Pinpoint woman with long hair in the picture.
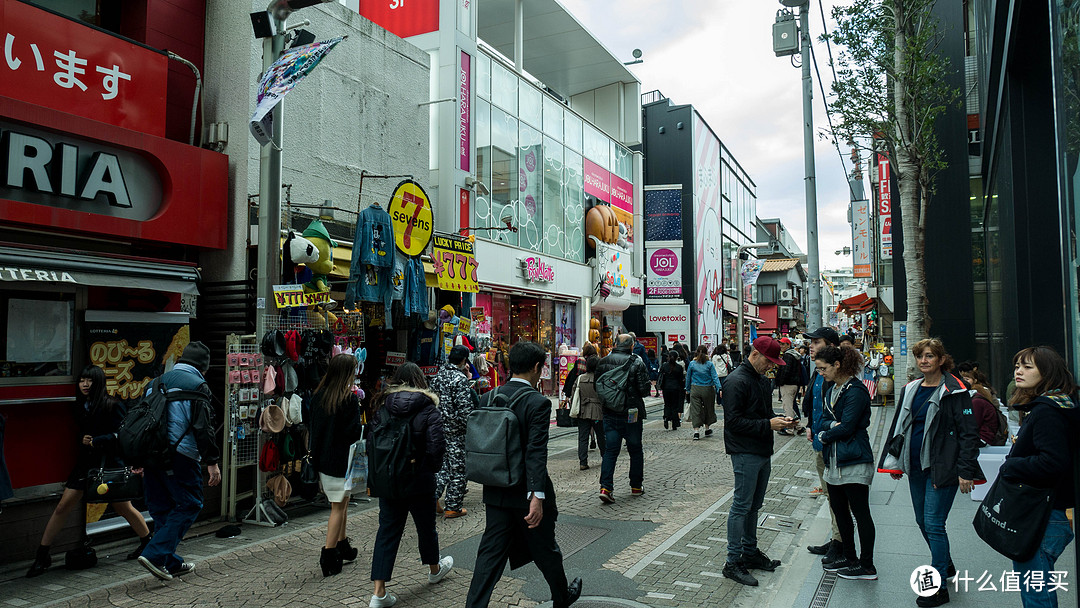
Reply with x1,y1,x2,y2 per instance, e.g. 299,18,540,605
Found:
813,346,877,580
366,361,451,607
656,351,686,430
308,354,366,577
996,346,1078,608
571,355,606,469
711,344,734,380
879,338,981,608
685,344,722,440
26,365,152,578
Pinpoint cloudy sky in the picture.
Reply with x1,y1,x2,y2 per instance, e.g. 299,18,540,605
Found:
561,0,858,272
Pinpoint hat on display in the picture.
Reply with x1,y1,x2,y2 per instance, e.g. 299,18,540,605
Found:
287,393,303,426
261,330,286,357
266,474,292,507
752,336,786,366
260,403,286,434
802,326,841,346
263,366,277,394
281,361,299,393
178,341,211,374
301,219,338,247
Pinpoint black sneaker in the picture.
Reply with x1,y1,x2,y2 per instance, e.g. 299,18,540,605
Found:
169,562,196,576
822,540,844,563
822,557,857,572
721,561,758,587
704,428,713,436
807,539,833,555
946,561,957,581
916,587,950,607
742,550,780,572
836,563,877,580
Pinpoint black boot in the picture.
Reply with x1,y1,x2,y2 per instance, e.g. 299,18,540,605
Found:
319,547,342,577
25,545,51,578
127,534,152,561
337,537,358,563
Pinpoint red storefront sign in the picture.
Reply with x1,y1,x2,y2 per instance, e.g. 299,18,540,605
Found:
360,0,440,38
0,0,167,136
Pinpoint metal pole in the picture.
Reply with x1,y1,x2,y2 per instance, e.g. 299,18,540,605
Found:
736,242,772,357
256,25,286,341
799,3,822,331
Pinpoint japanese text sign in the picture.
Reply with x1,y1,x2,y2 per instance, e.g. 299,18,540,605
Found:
432,234,479,292
87,319,189,400
459,50,470,171
851,198,873,277
272,284,331,308
877,154,893,260
359,0,439,38
1,0,168,136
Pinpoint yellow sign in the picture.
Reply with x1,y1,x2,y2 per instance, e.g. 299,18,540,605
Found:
458,317,471,334
273,284,331,308
432,234,479,292
388,179,434,256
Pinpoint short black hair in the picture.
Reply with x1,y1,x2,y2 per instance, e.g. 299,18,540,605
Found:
448,345,471,365
508,340,546,374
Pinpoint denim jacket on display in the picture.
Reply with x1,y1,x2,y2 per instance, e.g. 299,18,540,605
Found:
345,204,395,311
403,255,428,317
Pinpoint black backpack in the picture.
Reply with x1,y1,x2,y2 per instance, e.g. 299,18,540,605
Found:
988,404,1010,446
464,387,531,488
367,409,421,499
116,377,210,469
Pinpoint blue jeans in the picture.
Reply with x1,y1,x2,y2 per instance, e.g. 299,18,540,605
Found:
727,452,771,563
599,414,643,491
1014,510,1074,608
140,454,204,572
907,467,958,578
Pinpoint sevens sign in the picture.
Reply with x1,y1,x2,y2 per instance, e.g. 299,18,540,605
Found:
398,190,426,251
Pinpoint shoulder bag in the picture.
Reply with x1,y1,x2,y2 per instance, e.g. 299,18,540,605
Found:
972,475,1055,562
86,455,143,504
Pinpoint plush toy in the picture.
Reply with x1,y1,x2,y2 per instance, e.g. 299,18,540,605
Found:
298,220,339,326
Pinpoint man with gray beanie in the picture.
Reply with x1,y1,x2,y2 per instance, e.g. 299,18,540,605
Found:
136,341,220,581
430,344,478,518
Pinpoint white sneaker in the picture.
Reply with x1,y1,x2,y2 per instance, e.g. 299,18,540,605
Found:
427,555,454,583
369,591,397,608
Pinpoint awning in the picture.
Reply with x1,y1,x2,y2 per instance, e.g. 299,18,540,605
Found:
836,293,876,314
760,258,800,272
743,314,765,324
0,244,200,295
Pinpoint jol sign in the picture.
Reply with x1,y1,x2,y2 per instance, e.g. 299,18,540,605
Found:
388,179,434,256
432,234,479,292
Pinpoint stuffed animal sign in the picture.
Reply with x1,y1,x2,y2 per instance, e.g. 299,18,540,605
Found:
298,220,338,324
585,204,619,248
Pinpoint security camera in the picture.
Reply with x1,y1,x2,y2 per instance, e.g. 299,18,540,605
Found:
465,176,490,196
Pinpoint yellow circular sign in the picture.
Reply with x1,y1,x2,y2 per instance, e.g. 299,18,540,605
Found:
388,179,434,256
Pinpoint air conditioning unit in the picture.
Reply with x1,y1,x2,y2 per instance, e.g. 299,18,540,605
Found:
779,288,794,302
778,306,794,320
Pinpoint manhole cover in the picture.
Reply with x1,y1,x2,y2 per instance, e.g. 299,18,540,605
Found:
536,598,653,608
758,513,800,532
555,522,609,558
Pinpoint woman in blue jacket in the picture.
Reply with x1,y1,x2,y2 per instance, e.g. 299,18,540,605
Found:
814,345,876,581
685,344,722,440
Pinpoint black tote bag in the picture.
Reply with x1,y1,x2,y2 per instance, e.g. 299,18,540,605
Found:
972,475,1055,562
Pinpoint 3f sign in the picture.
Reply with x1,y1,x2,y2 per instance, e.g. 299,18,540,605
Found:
389,0,404,8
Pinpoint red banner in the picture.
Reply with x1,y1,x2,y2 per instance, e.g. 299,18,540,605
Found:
0,0,167,136
360,0,440,38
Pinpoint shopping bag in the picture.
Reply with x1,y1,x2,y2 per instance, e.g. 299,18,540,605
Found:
556,407,573,428
569,387,581,418
343,439,367,491
972,475,1055,561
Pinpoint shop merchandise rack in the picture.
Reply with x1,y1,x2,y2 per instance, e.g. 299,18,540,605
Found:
221,334,262,522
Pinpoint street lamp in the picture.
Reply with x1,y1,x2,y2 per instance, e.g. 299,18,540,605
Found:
835,247,852,256
735,241,773,357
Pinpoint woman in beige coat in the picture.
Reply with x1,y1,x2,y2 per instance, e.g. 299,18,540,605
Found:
572,355,606,470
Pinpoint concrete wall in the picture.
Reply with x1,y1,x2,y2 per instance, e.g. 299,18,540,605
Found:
200,2,430,282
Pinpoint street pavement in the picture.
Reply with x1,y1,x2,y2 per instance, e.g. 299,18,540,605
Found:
0,394,1073,607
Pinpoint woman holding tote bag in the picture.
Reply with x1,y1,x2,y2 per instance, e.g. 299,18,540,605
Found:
571,355,605,470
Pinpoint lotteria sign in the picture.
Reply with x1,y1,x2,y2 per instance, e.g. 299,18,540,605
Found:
645,304,691,335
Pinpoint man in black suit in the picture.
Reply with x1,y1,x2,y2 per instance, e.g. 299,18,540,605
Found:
465,341,582,608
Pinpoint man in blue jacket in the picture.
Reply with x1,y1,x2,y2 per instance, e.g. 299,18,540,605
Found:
136,341,221,581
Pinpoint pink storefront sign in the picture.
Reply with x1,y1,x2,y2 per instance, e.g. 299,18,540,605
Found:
609,173,633,214
583,159,611,202
459,50,471,171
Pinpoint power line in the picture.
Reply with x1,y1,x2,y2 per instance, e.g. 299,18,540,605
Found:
806,6,858,201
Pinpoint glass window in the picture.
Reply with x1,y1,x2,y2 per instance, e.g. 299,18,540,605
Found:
543,96,563,139
1,291,74,378
519,81,542,128
611,142,632,181
542,137,565,257
491,61,518,114
582,122,608,168
518,122,544,251
475,99,492,231
477,53,491,100
563,150,584,262
564,112,583,153
490,105,519,246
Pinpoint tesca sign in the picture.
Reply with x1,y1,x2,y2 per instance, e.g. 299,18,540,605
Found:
0,0,167,136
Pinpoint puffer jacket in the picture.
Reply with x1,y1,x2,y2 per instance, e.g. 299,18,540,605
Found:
878,373,983,488
721,361,774,456
595,346,651,418
371,385,446,495
819,377,873,469
1000,393,1080,511
573,372,604,421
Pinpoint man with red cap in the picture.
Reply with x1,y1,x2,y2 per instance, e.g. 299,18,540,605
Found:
720,337,797,587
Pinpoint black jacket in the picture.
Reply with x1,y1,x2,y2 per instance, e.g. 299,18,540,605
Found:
657,362,686,392
595,346,651,418
371,385,446,495
776,351,803,386
479,380,557,514
819,377,873,468
78,398,125,466
308,392,365,478
999,395,1080,511
721,361,775,455
878,373,983,488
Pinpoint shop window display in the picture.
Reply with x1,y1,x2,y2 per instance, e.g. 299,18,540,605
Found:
518,122,544,251
0,291,74,378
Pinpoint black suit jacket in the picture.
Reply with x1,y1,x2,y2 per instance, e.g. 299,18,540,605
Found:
479,380,558,514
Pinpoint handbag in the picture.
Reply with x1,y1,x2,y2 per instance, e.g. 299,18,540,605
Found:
555,407,573,427
972,475,1055,561
86,456,142,504
569,386,581,418
343,437,367,492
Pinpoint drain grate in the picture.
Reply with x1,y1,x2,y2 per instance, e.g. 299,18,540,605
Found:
758,513,800,532
810,571,838,608
555,523,609,558
538,598,653,608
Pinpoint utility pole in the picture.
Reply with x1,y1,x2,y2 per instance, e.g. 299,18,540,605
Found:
797,1,822,332
255,19,285,343
736,241,774,357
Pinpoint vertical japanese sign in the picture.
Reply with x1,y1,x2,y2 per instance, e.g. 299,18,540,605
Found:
459,50,471,171
877,154,893,260
86,320,190,400
692,114,724,341
0,0,168,135
851,198,873,277
432,234,479,292
250,37,345,146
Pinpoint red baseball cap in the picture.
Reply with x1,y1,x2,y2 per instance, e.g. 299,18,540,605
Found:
753,336,786,365
779,337,792,345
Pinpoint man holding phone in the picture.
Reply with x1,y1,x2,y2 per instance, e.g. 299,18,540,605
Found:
721,336,796,587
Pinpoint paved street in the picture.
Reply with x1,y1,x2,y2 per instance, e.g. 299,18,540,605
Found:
1,396,1072,608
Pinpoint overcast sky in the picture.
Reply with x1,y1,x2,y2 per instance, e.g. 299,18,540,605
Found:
561,0,858,272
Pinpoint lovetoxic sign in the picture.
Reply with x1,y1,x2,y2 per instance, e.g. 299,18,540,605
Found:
645,304,691,335
520,256,555,283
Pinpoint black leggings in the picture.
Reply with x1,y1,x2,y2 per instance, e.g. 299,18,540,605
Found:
827,482,875,566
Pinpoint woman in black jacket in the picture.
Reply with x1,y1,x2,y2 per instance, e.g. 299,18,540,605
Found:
656,352,686,430
308,354,365,577
368,362,450,608
814,346,876,580
26,365,152,578
998,346,1078,608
